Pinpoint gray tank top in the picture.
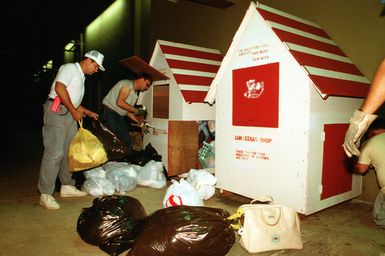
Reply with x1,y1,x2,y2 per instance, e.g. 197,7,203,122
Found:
102,79,138,116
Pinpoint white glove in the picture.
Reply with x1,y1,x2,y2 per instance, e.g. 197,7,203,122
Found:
343,109,377,157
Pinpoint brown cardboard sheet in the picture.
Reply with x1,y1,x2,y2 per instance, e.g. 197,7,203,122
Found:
119,56,169,81
168,121,198,176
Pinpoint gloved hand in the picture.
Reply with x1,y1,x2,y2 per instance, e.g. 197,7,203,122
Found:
143,123,150,134
140,122,153,134
135,107,147,116
343,109,377,157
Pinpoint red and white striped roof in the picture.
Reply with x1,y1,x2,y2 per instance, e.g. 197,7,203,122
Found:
157,40,223,103
257,4,370,99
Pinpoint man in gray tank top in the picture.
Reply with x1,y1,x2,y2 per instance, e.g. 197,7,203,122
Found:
101,73,152,153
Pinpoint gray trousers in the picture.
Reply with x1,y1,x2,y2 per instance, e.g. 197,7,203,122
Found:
373,191,385,227
38,100,77,194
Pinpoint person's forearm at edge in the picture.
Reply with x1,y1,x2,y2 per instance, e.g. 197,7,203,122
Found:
360,58,385,114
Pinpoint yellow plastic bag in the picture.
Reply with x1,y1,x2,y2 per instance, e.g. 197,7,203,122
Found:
68,119,108,172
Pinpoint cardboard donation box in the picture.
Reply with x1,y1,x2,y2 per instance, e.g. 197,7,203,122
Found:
141,40,223,176
204,2,370,215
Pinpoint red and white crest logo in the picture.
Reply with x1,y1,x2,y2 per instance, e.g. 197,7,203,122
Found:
244,79,264,99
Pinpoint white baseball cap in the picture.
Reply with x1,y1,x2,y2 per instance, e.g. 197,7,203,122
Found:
84,50,105,71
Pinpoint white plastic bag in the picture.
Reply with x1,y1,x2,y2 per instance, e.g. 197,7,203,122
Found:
163,179,204,208
120,164,140,180
84,166,106,179
82,177,115,197
186,169,217,200
137,160,166,189
104,161,138,179
105,168,137,194
104,161,129,171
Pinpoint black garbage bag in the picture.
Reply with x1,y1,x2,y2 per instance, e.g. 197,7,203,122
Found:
126,205,235,256
77,195,147,256
86,118,130,161
126,143,170,180
127,143,162,166
143,143,162,162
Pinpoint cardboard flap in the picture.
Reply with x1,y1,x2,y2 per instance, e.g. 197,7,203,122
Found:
119,56,169,81
168,121,198,176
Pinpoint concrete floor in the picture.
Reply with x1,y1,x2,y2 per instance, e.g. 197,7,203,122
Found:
1,123,385,256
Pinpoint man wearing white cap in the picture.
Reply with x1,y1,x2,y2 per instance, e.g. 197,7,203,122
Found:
38,50,105,210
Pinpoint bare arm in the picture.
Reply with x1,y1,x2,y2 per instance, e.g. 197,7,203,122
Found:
77,105,99,120
127,112,139,124
116,86,140,124
116,86,137,114
360,58,385,114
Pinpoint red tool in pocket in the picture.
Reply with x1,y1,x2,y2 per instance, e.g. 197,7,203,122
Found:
51,96,61,112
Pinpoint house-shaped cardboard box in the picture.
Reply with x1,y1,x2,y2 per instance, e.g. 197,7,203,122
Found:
204,2,370,215
141,40,223,176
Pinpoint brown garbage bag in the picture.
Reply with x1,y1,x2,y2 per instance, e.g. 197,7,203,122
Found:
126,205,235,256
68,120,108,172
77,195,147,256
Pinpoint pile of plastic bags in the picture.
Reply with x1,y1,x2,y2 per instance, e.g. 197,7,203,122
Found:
82,160,166,196
162,168,217,207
